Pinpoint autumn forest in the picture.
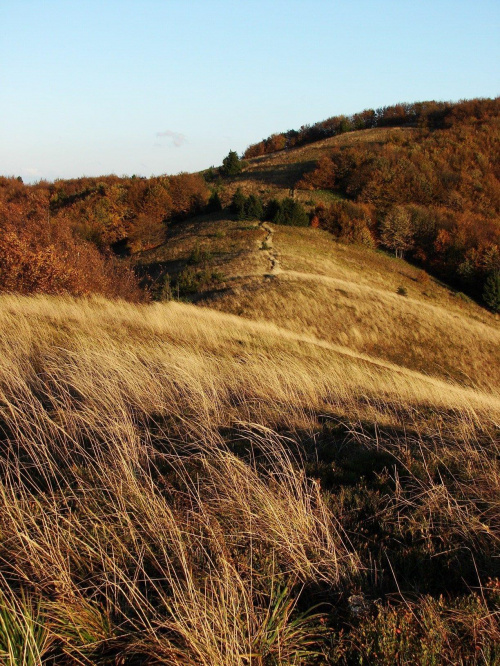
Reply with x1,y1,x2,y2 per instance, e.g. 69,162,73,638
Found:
1,96,499,310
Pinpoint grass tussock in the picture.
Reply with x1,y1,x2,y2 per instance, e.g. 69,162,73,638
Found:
0,294,498,664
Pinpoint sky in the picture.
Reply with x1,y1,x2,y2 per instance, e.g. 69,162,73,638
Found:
1,0,499,183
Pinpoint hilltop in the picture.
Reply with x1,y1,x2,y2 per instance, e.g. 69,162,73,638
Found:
1,96,499,308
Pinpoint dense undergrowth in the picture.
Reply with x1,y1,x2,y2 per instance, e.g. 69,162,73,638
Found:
0,295,498,664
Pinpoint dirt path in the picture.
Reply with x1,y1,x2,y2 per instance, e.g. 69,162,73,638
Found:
258,221,282,275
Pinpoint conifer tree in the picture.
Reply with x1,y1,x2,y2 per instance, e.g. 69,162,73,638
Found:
230,188,246,217
221,150,242,177
243,194,263,220
206,191,222,213
269,198,309,226
483,272,500,312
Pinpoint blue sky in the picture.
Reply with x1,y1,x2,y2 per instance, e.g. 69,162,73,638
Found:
1,0,499,182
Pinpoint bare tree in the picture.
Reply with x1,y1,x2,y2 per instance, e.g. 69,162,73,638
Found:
380,206,414,259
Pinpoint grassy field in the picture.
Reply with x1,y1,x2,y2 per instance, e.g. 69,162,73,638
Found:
135,216,500,391
1,124,499,664
0,294,498,664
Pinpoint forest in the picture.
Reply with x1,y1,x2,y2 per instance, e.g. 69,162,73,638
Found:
0,172,209,300
296,101,500,306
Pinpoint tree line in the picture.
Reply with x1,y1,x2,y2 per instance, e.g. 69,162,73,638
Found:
244,97,500,158
0,172,210,299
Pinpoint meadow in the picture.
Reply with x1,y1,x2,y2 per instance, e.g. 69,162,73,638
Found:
1,96,499,664
0,294,498,664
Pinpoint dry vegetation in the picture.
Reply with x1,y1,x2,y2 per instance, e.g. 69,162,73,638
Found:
1,97,499,663
141,216,499,391
0,294,498,664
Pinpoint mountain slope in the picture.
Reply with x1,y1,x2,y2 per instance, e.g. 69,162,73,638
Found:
1,97,499,664
135,214,500,390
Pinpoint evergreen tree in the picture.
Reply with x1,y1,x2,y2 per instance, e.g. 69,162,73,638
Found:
206,191,222,213
230,188,246,217
483,272,500,312
221,150,242,177
243,194,263,220
264,199,281,222
269,198,309,226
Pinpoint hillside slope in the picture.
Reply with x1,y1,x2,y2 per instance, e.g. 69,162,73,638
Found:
225,126,415,198
0,293,498,664
135,213,500,390
1,97,499,664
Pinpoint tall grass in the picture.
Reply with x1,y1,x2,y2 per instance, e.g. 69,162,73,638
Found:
0,294,498,663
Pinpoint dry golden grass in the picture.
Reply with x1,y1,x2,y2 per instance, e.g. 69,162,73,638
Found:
0,294,498,664
0,295,359,664
188,223,500,390
135,202,499,391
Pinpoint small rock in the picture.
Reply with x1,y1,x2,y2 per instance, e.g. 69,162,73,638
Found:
348,593,370,618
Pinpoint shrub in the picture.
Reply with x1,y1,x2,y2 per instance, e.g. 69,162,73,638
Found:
313,201,375,245
203,167,217,182
267,198,309,227
175,267,223,295
483,271,500,312
455,291,473,304
416,269,430,285
155,273,172,301
188,245,212,265
221,150,242,177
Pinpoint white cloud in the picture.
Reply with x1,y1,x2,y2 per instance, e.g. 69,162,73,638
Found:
155,130,187,147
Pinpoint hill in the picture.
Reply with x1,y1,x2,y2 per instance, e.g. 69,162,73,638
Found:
0,293,498,663
1,96,499,308
135,213,500,391
0,98,499,664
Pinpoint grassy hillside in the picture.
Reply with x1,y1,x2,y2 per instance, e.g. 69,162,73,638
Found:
0,98,499,663
2,97,498,306
135,215,500,391
0,294,499,664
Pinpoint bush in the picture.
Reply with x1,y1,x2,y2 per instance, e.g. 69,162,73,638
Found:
155,274,172,301
416,269,430,285
483,272,500,312
175,267,224,295
266,198,309,226
221,150,242,178
312,201,375,245
188,245,212,265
